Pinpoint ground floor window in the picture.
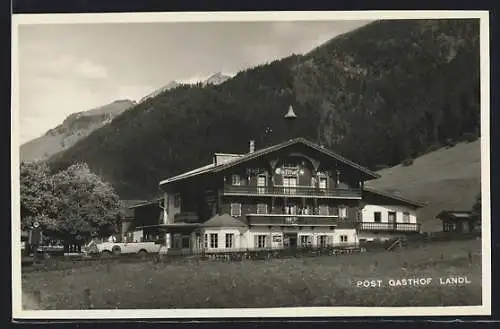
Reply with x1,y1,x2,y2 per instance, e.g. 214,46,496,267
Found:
403,212,410,223
300,235,313,247
204,234,208,248
225,233,234,248
317,235,328,248
255,235,267,248
210,233,218,248
340,235,348,243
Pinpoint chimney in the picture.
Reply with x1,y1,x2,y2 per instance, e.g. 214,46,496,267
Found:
249,140,255,153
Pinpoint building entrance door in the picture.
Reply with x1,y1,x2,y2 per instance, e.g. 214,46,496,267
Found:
284,232,298,248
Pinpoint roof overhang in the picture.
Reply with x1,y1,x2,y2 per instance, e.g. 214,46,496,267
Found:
158,137,381,188
213,138,381,180
128,197,163,209
362,187,427,208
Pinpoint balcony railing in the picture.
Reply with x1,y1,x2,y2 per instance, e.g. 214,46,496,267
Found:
223,185,361,198
357,222,421,233
246,215,421,232
246,214,356,228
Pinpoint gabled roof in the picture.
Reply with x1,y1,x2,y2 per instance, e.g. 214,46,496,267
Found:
362,187,427,208
160,137,380,186
128,197,163,209
201,214,247,228
436,210,474,220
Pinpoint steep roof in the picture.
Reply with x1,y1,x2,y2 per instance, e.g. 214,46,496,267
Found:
160,137,380,186
436,210,474,220
362,187,427,208
128,197,163,209
201,214,247,228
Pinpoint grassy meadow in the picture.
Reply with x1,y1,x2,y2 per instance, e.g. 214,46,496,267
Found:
367,140,481,232
21,239,482,310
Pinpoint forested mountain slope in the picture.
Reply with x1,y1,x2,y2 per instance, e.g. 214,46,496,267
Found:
48,19,480,199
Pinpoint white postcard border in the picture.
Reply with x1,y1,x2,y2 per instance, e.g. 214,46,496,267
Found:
11,10,491,319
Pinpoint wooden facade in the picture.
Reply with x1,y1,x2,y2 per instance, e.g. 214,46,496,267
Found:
161,139,374,229
126,138,427,251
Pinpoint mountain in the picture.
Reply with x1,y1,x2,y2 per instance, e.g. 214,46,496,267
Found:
20,99,136,162
366,139,481,232
48,19,480,201
138,73,231,104
138,81,180,104
202,73,231,86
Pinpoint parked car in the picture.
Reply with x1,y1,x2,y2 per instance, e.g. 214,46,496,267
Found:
84,238,165,258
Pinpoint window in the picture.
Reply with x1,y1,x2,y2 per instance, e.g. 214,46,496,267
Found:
356,210,363,221
230,203,242,217
300,235,312,247
319,177,327,189
257,203,268,214
340,235,348,243
283,176,297,194
204,234,208,248
403,212,410,223
257,175,266,194
388,211,397,223
318,235,328,248
256,235,267,249
374,212,382,223
225,233,234,248
319,205,329,216
338,206,347,219
174,194,181,208
232,174,241,186
210,233,218,249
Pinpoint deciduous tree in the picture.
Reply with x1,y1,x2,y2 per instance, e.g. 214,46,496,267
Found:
50,163,124,240
20,161,58,231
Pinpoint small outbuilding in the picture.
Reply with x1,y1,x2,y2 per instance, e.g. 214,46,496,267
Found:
436,210,479,233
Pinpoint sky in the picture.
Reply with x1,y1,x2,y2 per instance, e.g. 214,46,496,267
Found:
17,20,371,144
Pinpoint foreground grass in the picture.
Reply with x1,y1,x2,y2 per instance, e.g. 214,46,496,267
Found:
21,239,482,309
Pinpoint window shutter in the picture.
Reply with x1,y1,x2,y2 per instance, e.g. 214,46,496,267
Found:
265,235,271,248
254,236,259,249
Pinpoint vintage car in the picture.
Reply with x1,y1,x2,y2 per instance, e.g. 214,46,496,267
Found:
84,238,165,257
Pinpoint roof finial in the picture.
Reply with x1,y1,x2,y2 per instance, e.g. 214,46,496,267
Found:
284,104,297,119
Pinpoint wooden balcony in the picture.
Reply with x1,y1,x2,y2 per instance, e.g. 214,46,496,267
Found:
223,185,361,199
246,214,357,228
357,222,421,233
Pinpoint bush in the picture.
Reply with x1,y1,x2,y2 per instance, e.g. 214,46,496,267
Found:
402,158,414,166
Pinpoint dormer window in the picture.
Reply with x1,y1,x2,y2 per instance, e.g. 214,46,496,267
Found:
231,174,241,186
